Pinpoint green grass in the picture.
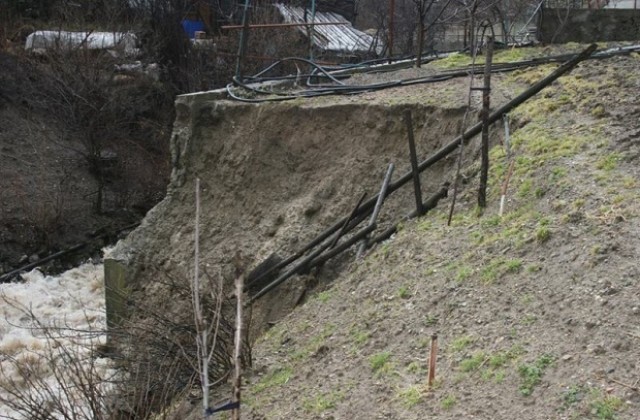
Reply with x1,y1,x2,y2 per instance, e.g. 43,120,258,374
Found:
292,323,336,361
480,258,522,284
596,153,620,172
253,366,293,394
460,352,486,372
450,336,474,352
397,385,423,408
350,328,369,348
316,290,332,303
518,354,554,396
370,351,391,373
441,394,457,410
424,314,439,326
535,225,551,243
302,390,345,413
455,265,473,282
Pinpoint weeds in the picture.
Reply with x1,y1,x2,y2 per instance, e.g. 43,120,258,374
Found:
317,291,332,303
460,352,486,372
370,351,392,374
302,390,344,413
253,367,293,394
518,354,554,396
591,392,623,419
450,336,474,352
397,385,423,408
397,286,411,299
536,225,551,243
596,153,620,172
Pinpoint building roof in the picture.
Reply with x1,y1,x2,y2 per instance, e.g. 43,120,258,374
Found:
275,4,381,55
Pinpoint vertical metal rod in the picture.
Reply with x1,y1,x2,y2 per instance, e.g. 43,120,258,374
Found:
478,36,493,209
388,0,395,62
357,163,395,258
235,0,252,80
309,0,316,62
404,110,424,216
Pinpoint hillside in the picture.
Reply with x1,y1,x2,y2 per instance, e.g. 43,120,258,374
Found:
238,49,640,419
108,44,640,419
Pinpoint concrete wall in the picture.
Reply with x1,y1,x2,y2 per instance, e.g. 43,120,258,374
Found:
541,8,640,43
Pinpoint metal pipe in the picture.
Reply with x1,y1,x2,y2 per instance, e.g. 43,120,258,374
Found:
249,224,377,303
234,0,252,80
222,21,349,30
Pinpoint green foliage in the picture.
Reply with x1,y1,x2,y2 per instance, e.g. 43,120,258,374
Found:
562,385,585,408
591,394,623,419
518,354,554,396
397,286,411,299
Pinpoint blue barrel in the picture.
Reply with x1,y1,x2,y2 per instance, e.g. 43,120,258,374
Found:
181,19,206,39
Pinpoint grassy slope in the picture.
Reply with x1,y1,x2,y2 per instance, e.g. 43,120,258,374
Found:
243,50,640,420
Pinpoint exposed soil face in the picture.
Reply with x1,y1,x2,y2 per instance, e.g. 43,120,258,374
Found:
113,91,484,331
112,45,640,419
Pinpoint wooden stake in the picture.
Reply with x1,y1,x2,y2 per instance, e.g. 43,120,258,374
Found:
499,160,515,217
428,334,438,388
404,110,424,216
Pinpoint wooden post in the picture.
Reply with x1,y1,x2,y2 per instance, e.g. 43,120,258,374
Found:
428,334,438,387
478,36,493,209
404,110,424,216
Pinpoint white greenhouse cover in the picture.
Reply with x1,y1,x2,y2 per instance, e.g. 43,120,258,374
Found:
25,30,139,56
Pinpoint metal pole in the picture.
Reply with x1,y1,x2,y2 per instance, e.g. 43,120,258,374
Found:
309,0,317,62
388,0,395,62
235,0,252,80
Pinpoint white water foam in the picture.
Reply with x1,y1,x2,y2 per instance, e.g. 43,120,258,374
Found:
0,262,114,419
